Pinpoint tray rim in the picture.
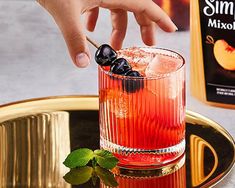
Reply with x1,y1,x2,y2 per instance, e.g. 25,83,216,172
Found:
0,95,234,187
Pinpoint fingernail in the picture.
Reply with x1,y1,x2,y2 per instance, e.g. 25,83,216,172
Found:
172,21,178,31
174,24,178,31
168,17,178,32
75,53,90,68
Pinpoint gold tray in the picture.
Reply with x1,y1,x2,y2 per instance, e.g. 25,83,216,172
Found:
0,96,234,187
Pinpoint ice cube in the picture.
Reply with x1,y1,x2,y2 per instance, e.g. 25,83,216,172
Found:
145,55,182,76
145,54,183,99
101,89,130,118
118,47,155,75
145,55,160,77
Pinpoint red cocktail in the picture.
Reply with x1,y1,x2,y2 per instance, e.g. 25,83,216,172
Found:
98,47,185,168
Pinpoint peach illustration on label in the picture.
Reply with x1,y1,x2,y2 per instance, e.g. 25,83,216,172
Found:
214,40,235,71
206,35,235,71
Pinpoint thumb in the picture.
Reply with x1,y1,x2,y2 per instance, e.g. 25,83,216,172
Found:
53,5,90,68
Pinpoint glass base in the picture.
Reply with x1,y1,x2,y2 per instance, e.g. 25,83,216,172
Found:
100,137,185,169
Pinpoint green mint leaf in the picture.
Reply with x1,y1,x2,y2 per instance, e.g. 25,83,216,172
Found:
95,166,118,187
63,166,93,185
94,149,119,169
63,148,94,168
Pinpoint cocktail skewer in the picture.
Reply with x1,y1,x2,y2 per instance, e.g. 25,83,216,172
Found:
86,36,99,49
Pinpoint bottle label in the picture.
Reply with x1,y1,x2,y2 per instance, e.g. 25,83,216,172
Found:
199,0,235,104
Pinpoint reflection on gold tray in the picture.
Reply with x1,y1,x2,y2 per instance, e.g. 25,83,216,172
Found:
0,96,234,187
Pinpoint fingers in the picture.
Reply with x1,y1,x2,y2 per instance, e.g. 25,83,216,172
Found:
110,9,128,50
141,1,177,32
58,16,90,68
48,1,91,68
85,7,99,32
100,0,177,32
134,13,155,46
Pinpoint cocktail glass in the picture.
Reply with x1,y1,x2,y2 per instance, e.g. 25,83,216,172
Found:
98,47,185,168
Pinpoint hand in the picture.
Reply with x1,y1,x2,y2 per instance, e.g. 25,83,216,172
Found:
37,0,177,68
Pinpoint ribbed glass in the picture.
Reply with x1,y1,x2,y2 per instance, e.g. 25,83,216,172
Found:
99,48,185,168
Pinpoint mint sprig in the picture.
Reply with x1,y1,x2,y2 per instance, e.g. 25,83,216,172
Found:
63,148,119,169
64,166,118,187
94,149,119,170
63,148,94,168
63,167,93,185
63,148,119,187
95,166,119,187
